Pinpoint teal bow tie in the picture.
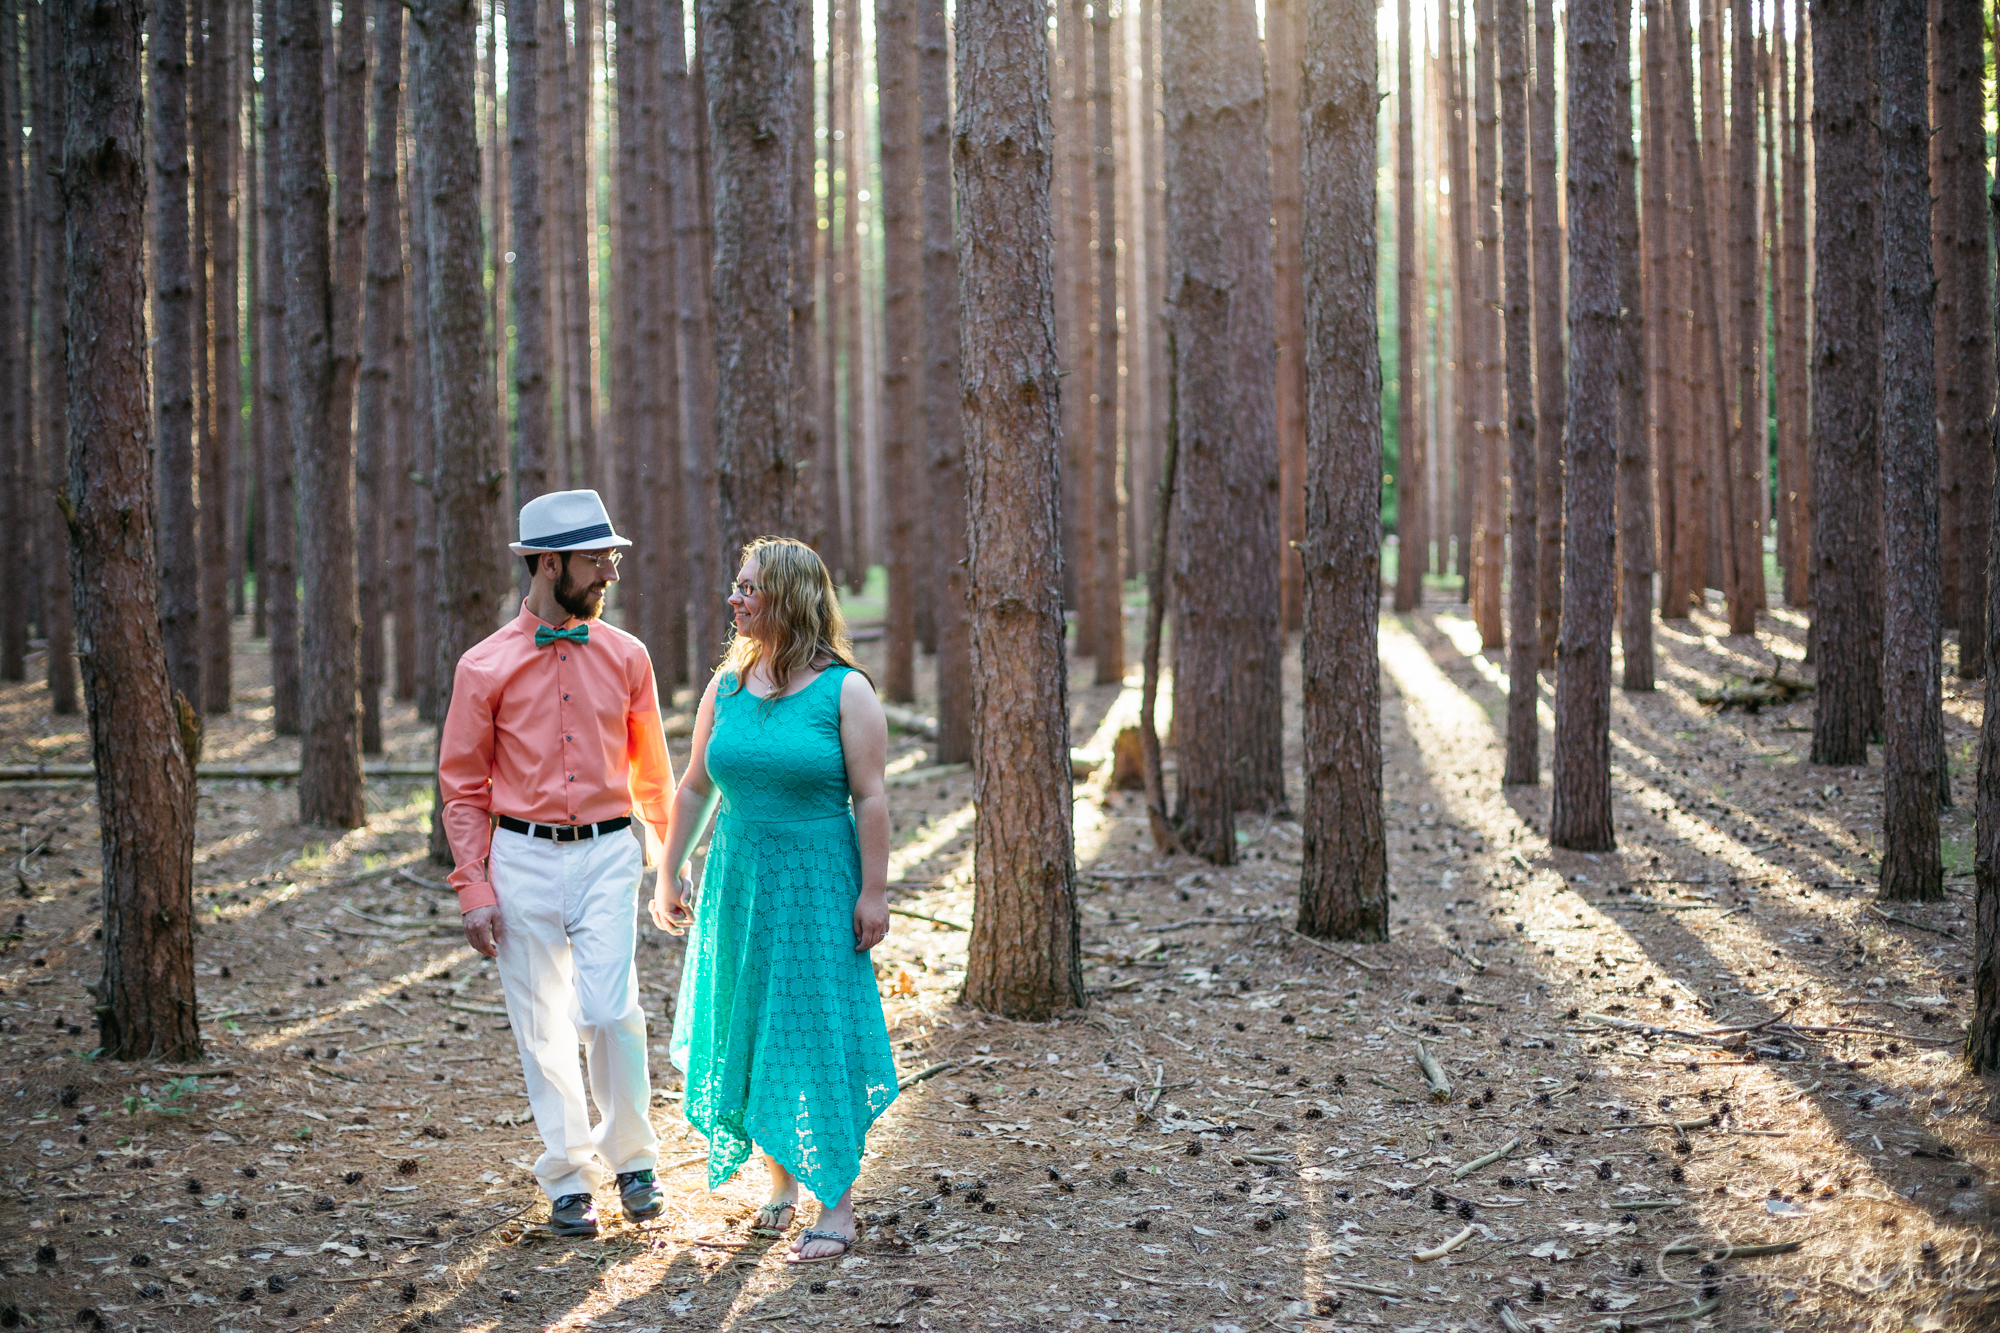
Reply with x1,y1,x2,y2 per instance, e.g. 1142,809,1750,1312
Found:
534,624,590,648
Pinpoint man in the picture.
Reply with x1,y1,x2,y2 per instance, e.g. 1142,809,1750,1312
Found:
437,489,676,1237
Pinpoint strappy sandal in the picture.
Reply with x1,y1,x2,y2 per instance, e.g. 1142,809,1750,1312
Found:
784,1229,853,1264
750,1201,797,1236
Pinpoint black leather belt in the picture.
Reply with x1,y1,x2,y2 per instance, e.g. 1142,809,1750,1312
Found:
495,814,632,843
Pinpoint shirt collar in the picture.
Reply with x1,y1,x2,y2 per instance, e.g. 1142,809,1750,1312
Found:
514,600,584,636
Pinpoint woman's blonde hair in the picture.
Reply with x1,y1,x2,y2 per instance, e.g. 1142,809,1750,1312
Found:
718,537,871,701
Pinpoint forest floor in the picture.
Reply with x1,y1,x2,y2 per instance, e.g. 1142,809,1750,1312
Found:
1,585,1997,1333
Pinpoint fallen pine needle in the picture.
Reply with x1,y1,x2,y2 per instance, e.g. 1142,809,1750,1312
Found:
1412,1223,1475,1262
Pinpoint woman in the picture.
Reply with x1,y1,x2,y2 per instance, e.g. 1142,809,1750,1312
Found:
652,537,897,1264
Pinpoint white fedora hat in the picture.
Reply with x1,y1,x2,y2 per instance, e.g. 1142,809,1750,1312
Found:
509,489,633,555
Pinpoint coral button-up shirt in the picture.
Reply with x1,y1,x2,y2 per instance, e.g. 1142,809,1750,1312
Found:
437,603,677,913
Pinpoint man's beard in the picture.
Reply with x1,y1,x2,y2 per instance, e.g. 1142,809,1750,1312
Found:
554,562,608,621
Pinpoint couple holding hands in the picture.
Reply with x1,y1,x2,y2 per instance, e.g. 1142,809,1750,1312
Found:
437,489,898,1264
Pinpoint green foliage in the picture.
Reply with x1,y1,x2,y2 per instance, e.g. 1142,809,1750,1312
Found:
123,1075,200,1117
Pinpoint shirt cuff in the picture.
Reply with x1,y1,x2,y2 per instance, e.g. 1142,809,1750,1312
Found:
455,879,498,914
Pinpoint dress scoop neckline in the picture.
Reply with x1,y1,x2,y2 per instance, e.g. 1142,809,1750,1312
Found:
737,663,841,703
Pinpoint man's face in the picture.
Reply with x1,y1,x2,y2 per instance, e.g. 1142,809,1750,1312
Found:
553,551,615,621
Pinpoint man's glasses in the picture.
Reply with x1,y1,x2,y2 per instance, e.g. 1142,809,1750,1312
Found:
572,551,623,573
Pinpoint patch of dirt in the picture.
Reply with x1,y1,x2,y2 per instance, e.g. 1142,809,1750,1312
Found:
0,595,1996,1333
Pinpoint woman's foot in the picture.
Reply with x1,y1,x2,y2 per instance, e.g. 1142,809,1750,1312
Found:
787,1191,856,1263
754,1153,799,1235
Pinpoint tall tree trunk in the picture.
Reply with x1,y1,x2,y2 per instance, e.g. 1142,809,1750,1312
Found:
406,61,444,722
332,0,367,477
1443,0,1477,596
484,0,506,467
1138,0,1167,616
1549,0,1617,852
1782,0,1812,612
260,0,301,734
1530,0,1563,665
1472,0,1504,647
357,0,406,755
955,0,1084,1020
61,0,202,1062
1809,0,1883,765
920,0,970,762
1090,3,1123,683
559,0,598,491
819,1,845,584
1615,0,1654,688
411,0,504,858
790,0,818,555
841,0,868,589
699,0,797,555
1642,0,1678,613
199,0,239,714
1391,0,1422,616
0,9,24,685
1268,0,1308,633
1296,0,1387,939
1877,0,1941,900
874,0,919,702
279,0,365,828
390,94,417,703
510,0,553,507
1499,0,1536,785
642,0,686,684
620,0,658,648
666,0,721,675
1060,0,1096,656
1163,0,1286,856
1940,0,1992,677
153,0,200,707
35,0,73,716
1661,3,1702,615
1772,4,1802,605
247,3,268,645
1726,0,1761,632
611,0,640,635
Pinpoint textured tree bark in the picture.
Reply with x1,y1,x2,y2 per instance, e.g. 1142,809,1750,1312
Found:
62,0,202,1063
1930,0,1959,634
1137,0,1167,614
1808,0,1883,765
1391,0,1422,617
818,4,845,586
405,66,444,723
35,0,74,716
483,0,507,466
1549,0,1616,853
153,0,201,708
640,0,686,685
279,0,365,829
790,0,819,556
1268,0,1308,633
1530,0,1563,666
1875,0,1941,901
873,0,920,702
699,0,797,557
1938,0,1992,678
356,0,406,756
0,11,22,684
1641,0,1677,611
955,0,1084,1020
1442,0,1477,596
1725,0,1760,632
247,4,268,645
1614,0,1653,690
1659,3,1700,616
1163,0,1286,851
1782,0,1812,613
920,0,970,763
1090,4,1123,684
260,0,301,735
666,0,722,674
509,0,553,508
1296,0,1386,940
1058,0,1095,654
1498,0,1536,786
411,0,505,860
841,0,868,589
198,0,239,715
558,0,598,492
611,0,642,638
332,0,367,496
389,112,417,705
1471,0,1505,647
1770,8,1800,605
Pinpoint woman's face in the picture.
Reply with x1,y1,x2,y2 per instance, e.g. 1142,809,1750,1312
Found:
727,558,764,638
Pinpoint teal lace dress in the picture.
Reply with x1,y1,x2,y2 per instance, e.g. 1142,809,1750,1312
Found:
669,666,898,1206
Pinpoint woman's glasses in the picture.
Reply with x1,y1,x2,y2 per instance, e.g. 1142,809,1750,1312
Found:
730,580,762,598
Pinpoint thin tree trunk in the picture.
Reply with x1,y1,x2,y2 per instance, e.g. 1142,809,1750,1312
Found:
954,0,1084,1020
643,0,686,684
819,1,845,584
1060,0,1096,655
1269,0,1308,632
1472,0,1504,647
1296,0,1387,939
1876,0,1941,900
1499,0,1536,785
790,0,819,557
248,4,268,644
1809,0,1883,765
920,0,970,762
61,0,202,1063
1091,3,1123,684
0,9,25,685
622,0,661,649
666,0,721,675
699,0,797,555
261,0,301,733
510,0,553,507
279,0,365,828
332,0,367,481
1391,0,1422,616
200,0,239,714
356,0,406,755
611,0,640,636
1772,4,1802,605
1615,0,1653,689
1726,0,1761,631
390,76,417,704
841,0,867,589
1443,0,1477,595
485,0,506,463
871,0,919,701
1530,0,1563,665
1786,4,1812,616
1549,0,1617,852
1138,0,1166,617
559,0,598,491
37,0,73,716
153,0,200,707
405,74,443,721
1642,0,1678,611
1941,0,1992,677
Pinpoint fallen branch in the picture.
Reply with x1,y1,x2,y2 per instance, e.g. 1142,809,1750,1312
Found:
1660,1239,1802,1259
1450,1135,1520,1180
896,1060,957,1091
1414,1042,1452,1103
456,1202,536,1241
1867,905,1955,937
443,1001,510,1017
1284,928,1389,971
1610,1297,1724,1330
1411,1223,1475,1262
1323,1278,1406,1299
887,906,968,931
1441,941,1486,972
1150,915,1266,933
398,867,451,891
345,1036,424,1055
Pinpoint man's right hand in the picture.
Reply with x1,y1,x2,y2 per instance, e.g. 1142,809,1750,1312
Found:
462,904,502,958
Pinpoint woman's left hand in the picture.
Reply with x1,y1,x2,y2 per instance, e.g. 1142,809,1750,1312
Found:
853,886,889,952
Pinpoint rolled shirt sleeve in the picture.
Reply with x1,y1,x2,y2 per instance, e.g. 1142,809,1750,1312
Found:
438,658,502,913
625,652,677,867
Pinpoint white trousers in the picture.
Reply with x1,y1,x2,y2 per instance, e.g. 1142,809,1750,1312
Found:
489,824,659,1200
